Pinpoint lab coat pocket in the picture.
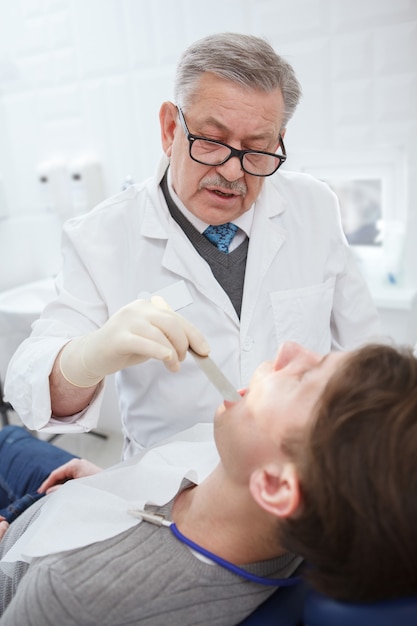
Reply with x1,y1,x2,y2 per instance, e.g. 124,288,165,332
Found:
270,277,336,353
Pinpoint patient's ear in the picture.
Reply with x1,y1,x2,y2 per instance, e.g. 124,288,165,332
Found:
249,464,300,518
159,101,178,156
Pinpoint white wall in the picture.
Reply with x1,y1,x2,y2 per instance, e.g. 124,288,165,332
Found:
0,0,416,300
0,0,416,434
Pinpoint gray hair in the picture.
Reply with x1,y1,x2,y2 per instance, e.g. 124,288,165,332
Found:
174,33,302,128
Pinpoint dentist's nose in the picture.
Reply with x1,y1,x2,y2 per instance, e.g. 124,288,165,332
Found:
215,155,244,181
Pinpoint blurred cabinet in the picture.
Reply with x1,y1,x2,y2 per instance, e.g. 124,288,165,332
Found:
0,278,121,433
371,286,417,347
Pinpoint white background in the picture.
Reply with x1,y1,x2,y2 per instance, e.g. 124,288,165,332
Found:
0,0,416,333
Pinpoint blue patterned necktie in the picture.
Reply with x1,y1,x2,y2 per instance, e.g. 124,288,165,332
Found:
203,223,238,253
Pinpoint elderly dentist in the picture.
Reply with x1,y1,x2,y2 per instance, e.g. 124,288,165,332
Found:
5,33,381,458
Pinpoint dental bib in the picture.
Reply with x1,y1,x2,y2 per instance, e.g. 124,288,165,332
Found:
1,424,218,568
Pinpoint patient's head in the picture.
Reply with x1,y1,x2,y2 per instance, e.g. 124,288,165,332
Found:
214,341,347,487
279,343,417,602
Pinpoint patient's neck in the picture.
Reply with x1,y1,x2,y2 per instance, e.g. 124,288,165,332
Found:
171,463,285,564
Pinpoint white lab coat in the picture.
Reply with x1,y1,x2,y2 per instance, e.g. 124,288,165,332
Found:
5,157,381,457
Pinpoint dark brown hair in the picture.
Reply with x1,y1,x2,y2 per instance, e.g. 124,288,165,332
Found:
279,343,417,602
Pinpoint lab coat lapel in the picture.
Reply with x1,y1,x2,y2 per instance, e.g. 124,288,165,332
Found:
240,184,287,334
141,180,237,320
163,230,238,322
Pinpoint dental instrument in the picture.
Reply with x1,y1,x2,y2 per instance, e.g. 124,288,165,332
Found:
188,348,241,402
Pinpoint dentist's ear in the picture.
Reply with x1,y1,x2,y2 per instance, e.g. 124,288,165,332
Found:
159,101,178,157
249,463,300,519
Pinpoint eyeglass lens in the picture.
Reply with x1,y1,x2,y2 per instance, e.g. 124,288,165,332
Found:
178,106,285,176
190,139,283,175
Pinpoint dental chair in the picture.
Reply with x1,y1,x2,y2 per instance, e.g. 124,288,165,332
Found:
238,579,307,625
239,584,417,625
302,591,417,626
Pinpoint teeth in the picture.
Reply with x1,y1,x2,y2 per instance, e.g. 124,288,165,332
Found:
214,190,233,197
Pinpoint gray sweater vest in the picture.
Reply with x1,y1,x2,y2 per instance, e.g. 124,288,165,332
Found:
160,171,248,318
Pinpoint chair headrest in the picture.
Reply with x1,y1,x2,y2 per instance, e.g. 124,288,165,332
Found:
303,590,417,626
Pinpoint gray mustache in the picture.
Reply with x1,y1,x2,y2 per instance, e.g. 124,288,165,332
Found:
199,175,247,196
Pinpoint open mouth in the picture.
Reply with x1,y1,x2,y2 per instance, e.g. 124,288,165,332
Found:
211,189,238,198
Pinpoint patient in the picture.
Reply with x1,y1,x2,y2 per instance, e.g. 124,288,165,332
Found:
278,340,417,603
0,341,416,625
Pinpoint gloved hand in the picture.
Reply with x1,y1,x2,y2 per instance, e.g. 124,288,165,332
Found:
59,296,210,387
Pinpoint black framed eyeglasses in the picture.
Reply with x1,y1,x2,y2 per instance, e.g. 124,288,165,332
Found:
177,106,286,177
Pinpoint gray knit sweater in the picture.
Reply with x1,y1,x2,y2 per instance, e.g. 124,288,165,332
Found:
0,495,301,625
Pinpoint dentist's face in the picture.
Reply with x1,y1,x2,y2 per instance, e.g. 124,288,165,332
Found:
214,342,348,484
160,72,285,225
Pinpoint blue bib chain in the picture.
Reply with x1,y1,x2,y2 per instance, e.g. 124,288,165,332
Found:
129,509,300,587
203,223,238,253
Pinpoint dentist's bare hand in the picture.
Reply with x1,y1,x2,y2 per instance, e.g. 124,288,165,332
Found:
59,296,210,387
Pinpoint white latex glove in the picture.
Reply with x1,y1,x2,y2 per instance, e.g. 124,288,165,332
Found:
59,296,210,387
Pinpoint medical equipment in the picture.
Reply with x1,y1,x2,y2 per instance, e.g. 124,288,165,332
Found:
188,348,241,402
129,508,300,587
